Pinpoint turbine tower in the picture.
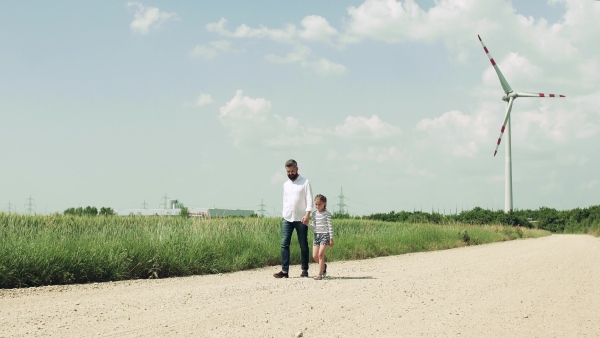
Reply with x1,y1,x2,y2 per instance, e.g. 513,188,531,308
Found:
478,35,565,213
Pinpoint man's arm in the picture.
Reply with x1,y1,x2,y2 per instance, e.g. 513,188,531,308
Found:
306,211,316,229
282,182,286,207
305,181,313,212
301,181,313,225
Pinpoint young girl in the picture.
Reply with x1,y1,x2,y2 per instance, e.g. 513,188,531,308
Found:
306,194,334,280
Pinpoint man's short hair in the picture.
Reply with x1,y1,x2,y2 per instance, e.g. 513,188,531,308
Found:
285,159,297,167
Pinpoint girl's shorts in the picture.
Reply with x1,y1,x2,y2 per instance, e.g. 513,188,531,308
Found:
313,233,331,246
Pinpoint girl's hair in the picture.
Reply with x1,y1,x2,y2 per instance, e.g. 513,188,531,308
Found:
315,194,327,209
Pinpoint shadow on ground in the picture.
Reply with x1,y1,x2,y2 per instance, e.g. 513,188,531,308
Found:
287,276,374,280
323,276,375,280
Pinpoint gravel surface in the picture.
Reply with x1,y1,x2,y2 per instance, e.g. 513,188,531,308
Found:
1,234,599,337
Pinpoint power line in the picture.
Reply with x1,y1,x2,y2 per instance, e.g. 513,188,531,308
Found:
141,200,148,209
336,187,347,214
258,198,266,217
343,195,384,215
160,194,168,209
24,196,36,215
6,201,16,214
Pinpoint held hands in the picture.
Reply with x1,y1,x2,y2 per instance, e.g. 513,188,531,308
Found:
301,214,309,225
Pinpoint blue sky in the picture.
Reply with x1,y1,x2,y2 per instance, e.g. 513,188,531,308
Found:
1,0,599,215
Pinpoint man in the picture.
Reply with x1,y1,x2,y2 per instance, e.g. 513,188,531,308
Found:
273,159,313,278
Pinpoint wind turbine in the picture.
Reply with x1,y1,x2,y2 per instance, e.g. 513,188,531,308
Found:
477,35,565,213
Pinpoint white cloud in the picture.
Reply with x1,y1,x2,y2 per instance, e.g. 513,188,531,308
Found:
265,45,311,64
513,95,599,148
126,2,177,36
339,0,590,69
340,0,499,48
182,93,214,108
219,90,272,124
309,58,348,75
341,0,424,44
195,93,214,107
207,18,297,44
190,40,240,59
271,171,286,185
416,110,492,158
208,0,600,189
299,15,339,44
515,15,575,63
191,45,218,60
218,90,323,147
559,0,600,52
517,106,569,144
561,154,591,167
334,115,400,139
265,45,347,75
205,0,497,55
207,16,339,45
581,180,600,190
571,91,600,138
576,59,600,90
406,163,436,178
481,52,542,90
203,0,599,85
346,146,403,163
207,16,346,74
418,92,597,161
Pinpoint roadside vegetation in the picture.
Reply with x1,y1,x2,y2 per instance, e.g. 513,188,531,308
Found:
359,204,600,236
0,213,548,289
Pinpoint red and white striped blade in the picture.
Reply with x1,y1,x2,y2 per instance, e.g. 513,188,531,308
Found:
514,91,566,98
478,35,513,95
494,97,514,157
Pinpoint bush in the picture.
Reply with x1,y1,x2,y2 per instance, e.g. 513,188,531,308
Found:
363,205,600,234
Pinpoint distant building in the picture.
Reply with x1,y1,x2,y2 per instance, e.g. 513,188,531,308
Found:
115,208,187,217
115,207,254,218
205,208,255,218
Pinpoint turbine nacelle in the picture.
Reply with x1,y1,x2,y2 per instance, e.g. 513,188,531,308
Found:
501,92,516,102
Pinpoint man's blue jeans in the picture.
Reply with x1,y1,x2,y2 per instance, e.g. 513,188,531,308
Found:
281,219,309,272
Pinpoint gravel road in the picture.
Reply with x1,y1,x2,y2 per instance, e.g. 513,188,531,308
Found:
1,234,599,337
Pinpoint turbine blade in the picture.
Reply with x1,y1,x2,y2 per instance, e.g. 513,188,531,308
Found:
478,35,513,95
514,91,566,98
494,97,514,157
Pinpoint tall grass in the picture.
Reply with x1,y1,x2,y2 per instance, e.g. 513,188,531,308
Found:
0,214,549,289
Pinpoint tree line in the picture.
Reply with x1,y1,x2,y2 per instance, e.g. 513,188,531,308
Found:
346,205,600,234
63,206,115,216
61,204,600,234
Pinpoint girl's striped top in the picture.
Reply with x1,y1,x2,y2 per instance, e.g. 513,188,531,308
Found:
308,210,333,239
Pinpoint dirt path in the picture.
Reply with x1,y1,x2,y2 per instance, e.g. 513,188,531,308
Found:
1,234,599,337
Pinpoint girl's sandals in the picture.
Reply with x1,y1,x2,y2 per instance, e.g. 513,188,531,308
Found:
314,264,328,280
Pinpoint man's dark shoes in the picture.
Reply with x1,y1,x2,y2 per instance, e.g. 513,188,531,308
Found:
273,271,288,278
300,270,309,278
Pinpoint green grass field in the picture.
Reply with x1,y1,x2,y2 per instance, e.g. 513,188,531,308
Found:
0,214,549,289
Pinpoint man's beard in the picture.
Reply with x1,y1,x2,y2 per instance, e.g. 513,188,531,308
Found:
287,173,299,181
